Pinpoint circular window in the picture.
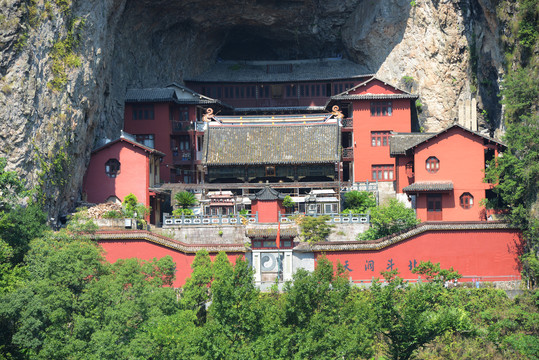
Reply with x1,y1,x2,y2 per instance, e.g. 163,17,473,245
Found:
460,193,474,209
426,157,439,173
105,159,120,178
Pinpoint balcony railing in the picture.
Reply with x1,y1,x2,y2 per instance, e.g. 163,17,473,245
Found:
341,118,353,128
342,147,354,160
279,212,370,224
163,213,259,226
172,150,192,162
341,181,378,192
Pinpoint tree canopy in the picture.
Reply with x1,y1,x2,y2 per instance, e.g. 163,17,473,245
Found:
359,199,420,240
342,190,376,213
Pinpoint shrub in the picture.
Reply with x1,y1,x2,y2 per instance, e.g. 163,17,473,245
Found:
282,195,294,209
342,190,376,213
300,216,334,243
358,199,420,240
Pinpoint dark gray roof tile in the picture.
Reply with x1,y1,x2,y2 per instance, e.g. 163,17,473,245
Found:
403,181,454,192
203,123,340,165
248,187,286,201
390,133,435,155
125,88,176,102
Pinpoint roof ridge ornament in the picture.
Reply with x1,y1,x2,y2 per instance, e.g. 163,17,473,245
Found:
202,108,215,122
331,105,344,120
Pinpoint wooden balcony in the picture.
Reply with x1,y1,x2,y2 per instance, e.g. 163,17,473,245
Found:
342,147,354,161
341,118,353,128
172,150,193,164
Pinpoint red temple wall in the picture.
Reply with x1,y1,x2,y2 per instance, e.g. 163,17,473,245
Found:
252,200,285,223
98,239,244,287
83,141,150,207
317,229,522,282
412,128,492,221
352,99,412,182
124,102,173,182
395,154,415,193
350,79,403,95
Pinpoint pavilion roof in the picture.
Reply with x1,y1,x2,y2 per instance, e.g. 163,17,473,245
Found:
248,187,286,201
202,123,340,166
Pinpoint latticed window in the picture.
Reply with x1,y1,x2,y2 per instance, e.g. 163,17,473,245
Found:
426,156,440,173
460,193,474,209
371,131,391,146
132,105,154,120
372,165,394,181
370,101,392,116
105,159,120,178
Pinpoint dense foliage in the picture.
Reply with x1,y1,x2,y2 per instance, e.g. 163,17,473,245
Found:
342,190,376,214
359,199,420,241
1,241,538,359
297,215,334,243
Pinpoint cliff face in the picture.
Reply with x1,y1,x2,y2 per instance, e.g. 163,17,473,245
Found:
0,0,505,216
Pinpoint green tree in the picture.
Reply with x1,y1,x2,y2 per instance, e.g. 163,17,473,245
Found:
175,191,197,210
122,193,150,227
282,195,294,211
371,270,473,360
0,204,47,265
299,215,334,243
280,256,376,359
180,249,213,325
359,199,420,240
412,260,462,284
342,190,376,213
1,231,179,359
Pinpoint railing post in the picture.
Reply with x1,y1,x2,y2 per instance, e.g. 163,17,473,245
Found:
219,214,222,225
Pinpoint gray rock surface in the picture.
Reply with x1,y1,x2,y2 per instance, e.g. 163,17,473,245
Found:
0,0,505,216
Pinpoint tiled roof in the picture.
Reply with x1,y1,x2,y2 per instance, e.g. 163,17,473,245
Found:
248,187,286,201
92,132,166,157
93,230,247,253
185,58,372,83
403,181,454,192
331,93,419,100
125,88,176,102
125,83,230,107
216,114,331,125
246,225,298,238
391,124,505,156
234,106,326,112
304,221,516,252
203,123,340,165
390,133,435,155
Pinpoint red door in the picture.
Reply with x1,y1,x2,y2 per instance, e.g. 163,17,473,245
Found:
427,194,442,221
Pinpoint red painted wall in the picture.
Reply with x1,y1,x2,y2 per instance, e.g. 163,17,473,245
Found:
124,102,173,182
252,200,285,223
350,80,403,95
318,228,522,282
395,155,415,193
352,98,412,182
83,141,150,207
412,128,492,221
98,239,244,287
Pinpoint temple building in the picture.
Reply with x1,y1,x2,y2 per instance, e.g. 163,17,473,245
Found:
82,58,521,288
83,58,504,225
